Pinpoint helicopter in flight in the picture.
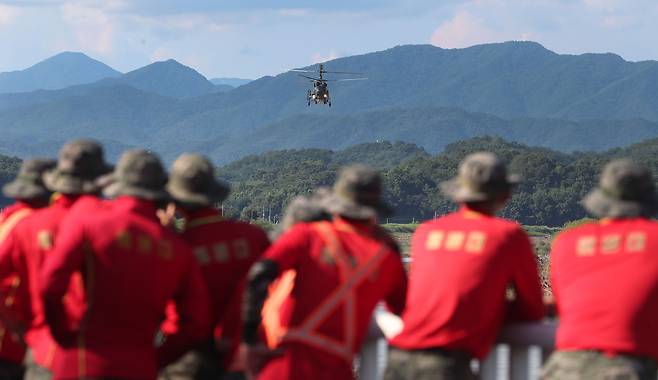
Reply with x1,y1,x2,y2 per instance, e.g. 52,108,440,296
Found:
292,64,367,106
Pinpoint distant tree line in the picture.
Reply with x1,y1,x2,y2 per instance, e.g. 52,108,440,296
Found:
218,137,658,227
3,136,658,227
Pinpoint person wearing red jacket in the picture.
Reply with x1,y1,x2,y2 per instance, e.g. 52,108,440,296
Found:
40,149,211,380
543,159,658,380
0,140,111,380
159,153,270,380
242,164,408,380
386,152,545,380
0,158,55,379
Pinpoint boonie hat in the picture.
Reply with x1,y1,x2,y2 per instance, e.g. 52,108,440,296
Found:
440,152,519,203
322,165,391,220
2,158,56,200
167,153,229,207
582,159,658,218
103,149,169,201
43,139,112,194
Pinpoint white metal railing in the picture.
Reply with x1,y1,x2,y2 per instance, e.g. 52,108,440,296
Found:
358,310,557,380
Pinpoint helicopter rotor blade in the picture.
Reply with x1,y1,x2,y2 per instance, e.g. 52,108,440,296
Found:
322,78,368,82
291,69,317,73
322,71,364,75
297,74,321,81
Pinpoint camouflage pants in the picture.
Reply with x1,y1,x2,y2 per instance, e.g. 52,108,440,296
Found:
541,351,658,380
23,351,51,380
159,351,225,380
0,359,23,380
383,347,476,380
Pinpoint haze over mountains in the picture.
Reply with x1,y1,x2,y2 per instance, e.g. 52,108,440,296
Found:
1,41,658,163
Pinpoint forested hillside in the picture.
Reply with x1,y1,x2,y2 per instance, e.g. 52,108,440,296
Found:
2,136,658,226
218,137,658,226
0,154,23,206
3,42,658,162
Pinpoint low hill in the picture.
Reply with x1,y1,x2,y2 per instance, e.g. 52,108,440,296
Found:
98,59,218,99
210,78,252,87
0,52,121,94
217,137,658,227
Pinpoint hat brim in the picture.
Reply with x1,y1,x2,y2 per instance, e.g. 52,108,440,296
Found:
43,170,101,195
103,181,171,202
582,188,658,218
440,174,520,203
2,180,51,200
167,180,230,207
321,192,393,220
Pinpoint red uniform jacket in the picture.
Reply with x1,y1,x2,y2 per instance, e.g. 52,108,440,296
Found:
41,196,210,380
178,208,269,367
258,218,407,380
0,195,90,369
390,207,545,359
0,202,34,364
551,218,658,360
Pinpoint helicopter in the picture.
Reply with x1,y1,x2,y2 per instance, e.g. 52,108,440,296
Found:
292,64,367,106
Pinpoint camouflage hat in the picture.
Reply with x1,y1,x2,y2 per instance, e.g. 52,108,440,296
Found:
43,139,112,194
583,159,658,218
440,152,520,203
322,165,391,220
103,149,170,201
279,187,332,232
2,158,56,200
167,153,230,207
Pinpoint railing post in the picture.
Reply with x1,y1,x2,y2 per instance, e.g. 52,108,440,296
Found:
481,345,510,380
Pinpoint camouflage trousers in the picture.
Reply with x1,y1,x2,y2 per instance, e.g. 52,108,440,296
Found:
383,347,476,380
23,351,51,380
159,351,226,380
0,359,23,380
541,350,658,380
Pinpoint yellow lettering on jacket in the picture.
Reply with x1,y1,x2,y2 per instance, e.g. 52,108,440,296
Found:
601,235,621,254
213,243,230,262
38,230,53,250
576,236,596,256
445,231,465,251
138,235,152,254
465,231,487,254
626,232,647,253
425,230,444,250
115,231,131,250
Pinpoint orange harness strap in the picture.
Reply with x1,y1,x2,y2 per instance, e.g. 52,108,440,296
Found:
0,208,32,243
280,221,388,362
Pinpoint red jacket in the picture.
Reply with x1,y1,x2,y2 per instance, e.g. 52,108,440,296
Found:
0,194,91,369
551,218,658,360
0,201,34,364
41,196,210,380
390,207,545,359
259,218,407,380
175,208,269,367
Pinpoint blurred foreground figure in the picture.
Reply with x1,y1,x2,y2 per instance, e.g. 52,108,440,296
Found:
385,152,544,380
0,159,54,380
40,150,210,380
0,140,110,380
160,153,269,380
543,159,658,380
242,164,407,380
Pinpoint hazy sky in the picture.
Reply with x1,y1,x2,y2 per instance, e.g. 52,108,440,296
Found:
1,0,657,79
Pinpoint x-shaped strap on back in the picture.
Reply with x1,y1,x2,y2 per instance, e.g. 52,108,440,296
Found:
281,221,389,362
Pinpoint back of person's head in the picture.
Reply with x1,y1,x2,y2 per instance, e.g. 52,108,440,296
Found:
322,164,391,221
582,158,657,218
277,187,332,237
167,153,229,211
43,139,112,195
440,152,519,214
2,158,56,204
103,149,169,202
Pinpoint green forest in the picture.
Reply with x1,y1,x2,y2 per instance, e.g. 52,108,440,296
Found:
2,136,658,227
218,137,658,227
